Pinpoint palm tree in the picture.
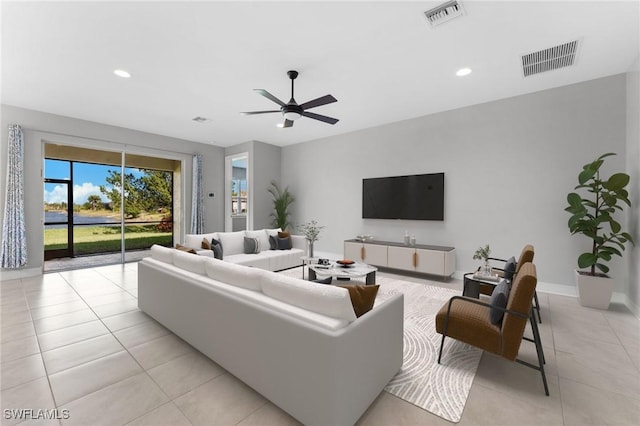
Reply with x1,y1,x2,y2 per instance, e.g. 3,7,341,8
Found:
267,181,295,231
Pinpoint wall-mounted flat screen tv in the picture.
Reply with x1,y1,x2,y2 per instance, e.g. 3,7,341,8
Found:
362,173,444,220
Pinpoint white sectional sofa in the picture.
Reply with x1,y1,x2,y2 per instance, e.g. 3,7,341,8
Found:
138,245,404,426
183,228,305,271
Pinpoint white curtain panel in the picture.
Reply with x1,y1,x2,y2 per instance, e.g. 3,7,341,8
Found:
1,124,27,269
190,153,205,234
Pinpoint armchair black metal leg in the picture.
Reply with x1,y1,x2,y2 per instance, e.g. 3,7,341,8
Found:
438,334,446,364
534,291,542,323
530,310,549,395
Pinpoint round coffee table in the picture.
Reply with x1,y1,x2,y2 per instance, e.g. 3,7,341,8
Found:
308,262,377,285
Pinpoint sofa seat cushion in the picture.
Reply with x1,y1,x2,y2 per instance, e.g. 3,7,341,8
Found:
224,253,271,270
261,272,358,323
258,248,303,271
205,257,265,291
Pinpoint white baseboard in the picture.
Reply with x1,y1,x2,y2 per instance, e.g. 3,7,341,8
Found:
0,267,43,281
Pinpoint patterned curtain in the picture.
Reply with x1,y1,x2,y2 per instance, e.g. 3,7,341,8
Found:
190,153,204,234
1,125,27,268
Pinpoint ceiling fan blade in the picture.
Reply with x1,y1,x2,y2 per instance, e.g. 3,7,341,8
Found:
255,89,286,107
283,119,294,128
299,94,337,110
240,110,280,115
302,111,339,125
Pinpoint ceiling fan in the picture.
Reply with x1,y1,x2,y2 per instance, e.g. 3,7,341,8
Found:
241,70,339,128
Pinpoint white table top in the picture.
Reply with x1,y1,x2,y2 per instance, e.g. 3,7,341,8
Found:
309,262,377,279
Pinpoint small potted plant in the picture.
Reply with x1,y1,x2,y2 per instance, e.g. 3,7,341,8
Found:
565,152,634,309
473,244,491,275
299,220,325,258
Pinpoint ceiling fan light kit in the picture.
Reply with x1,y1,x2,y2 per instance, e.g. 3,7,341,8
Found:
241,70,339,128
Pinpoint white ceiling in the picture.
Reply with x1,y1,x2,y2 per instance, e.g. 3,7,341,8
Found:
2,1,639,147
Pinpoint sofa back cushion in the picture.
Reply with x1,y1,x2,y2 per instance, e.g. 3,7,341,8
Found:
245,230,269,253
204,258,264,291
172,250,207,275
150,244,173,264
217,231,246,256
185,232,219,249
261,273,358,323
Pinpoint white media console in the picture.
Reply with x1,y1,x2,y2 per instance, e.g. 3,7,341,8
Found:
344,239,456,279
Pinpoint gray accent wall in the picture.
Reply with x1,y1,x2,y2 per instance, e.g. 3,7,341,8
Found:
626,56,640,314
281,74,628,295
0,105,224,278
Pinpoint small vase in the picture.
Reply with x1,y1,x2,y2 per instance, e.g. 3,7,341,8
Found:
307,240,314,258
482,260,492,276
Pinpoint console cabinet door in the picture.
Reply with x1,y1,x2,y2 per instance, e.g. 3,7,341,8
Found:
362,243,388,266
387,246,416,271
344,242,364,262
415,249,445,276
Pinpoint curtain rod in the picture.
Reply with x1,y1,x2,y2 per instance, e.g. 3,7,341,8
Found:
17,126,201,157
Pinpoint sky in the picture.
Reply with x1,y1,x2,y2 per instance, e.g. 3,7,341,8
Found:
43,159,144,204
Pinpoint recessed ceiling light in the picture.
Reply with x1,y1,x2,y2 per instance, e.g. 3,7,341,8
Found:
192,116,211,123
276,123,284,128
113,69,131,78
456,67,472,77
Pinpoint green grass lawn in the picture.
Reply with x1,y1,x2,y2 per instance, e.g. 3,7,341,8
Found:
45,225,172,255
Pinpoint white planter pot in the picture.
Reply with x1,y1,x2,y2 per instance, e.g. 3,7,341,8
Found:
574,270,614,309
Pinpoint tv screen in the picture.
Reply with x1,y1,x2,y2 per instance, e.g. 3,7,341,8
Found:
362,173,444,220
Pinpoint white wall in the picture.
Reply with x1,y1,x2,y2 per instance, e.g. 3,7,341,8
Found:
0,105,224,278
281,75,627,293
626,56,640,314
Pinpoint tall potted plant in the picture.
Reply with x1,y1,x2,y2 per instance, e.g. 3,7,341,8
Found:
268,181,295,231
565,152,634,309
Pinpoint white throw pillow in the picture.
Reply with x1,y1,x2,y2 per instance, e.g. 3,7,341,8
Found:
172,250,207,275
217,231,246,256
261,273,357,322
264,228,282,237
245,230,269,253
150,244,173,264
204,258,264,291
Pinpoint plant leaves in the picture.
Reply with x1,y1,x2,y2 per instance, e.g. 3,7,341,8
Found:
610,220,621,233
578,253,597,268
578,169,596,185
605,173,630,190
596,263,610,274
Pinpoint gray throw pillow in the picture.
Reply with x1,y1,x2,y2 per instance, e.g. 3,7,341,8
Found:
244,237,260,254
277,236,292,250
269,235,278,250
488,279,510,324
211,238,223,260
312,276,333,284
504,256,517,281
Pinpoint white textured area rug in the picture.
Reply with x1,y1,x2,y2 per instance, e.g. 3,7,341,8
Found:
278,268,482,423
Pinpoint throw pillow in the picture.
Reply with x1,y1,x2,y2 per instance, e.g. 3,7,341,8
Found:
340,285,380,317
488,279,510,324
244,237,260,254
504,256,517,281
277,231,292,250
269,235,278,250
175,244,197,254
201,238,211,250
211,238,223,260
277,236,292,250
312,276,333,284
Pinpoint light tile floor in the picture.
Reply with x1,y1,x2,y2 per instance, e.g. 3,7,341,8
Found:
1,263,639,425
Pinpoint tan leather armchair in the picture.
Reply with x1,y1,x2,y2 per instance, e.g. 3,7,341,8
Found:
436,262,549,395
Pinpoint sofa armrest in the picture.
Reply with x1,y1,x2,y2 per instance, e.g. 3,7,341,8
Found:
290,235,306,250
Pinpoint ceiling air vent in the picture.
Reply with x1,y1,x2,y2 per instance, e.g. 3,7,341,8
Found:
192,116,212,123
423,1,465,28
522,40,580,77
